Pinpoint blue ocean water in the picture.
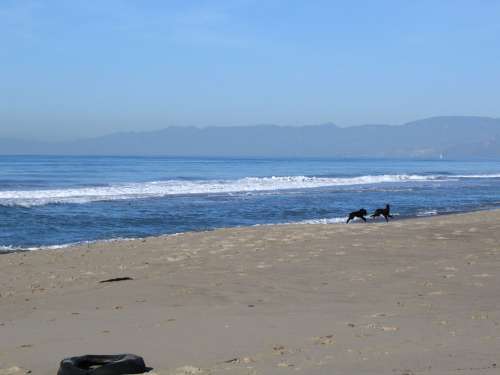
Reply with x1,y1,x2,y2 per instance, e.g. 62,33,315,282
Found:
0,156,499,251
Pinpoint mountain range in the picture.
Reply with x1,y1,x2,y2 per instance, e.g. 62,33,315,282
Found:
1,116,500,159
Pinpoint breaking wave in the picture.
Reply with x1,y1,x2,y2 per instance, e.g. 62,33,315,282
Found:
0,173,497,207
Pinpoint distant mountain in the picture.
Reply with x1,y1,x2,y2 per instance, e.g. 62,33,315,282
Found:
0,138,50,155
1,116,500,159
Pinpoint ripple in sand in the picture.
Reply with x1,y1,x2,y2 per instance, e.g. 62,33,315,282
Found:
256,263,272,269
0,367,31,375
170,365,205,375
313,334,335,345
428,290,444,296
277,362,295,367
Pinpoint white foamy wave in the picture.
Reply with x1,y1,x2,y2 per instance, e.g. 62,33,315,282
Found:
454,174,500,178
293,217,347,224
0,243,71,252
416,209,438,217
0,174,450,207
0,245,19,252
0,237,139,252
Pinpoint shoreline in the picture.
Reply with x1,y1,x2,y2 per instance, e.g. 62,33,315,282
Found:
2,205,500,254
1,208,499,374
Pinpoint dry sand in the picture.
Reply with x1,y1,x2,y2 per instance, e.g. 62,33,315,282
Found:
1,210,499,374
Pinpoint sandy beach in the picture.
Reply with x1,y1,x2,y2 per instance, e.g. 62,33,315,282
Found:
1,210,499,374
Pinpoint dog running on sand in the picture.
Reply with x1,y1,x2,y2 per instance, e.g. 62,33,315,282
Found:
346,208,368,224
371,204,393,222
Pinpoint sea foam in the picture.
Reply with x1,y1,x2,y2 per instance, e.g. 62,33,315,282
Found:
0,173,496,207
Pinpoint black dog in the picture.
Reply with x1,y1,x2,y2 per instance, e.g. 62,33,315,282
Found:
371,204,393,222
346,208,367,224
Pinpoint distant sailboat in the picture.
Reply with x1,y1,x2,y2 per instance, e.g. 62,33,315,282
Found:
439,153,444,160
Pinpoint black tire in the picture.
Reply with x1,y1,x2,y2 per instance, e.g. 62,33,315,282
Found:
57,354,148,375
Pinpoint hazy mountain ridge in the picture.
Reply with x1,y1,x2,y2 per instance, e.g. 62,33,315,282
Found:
1,116,500,159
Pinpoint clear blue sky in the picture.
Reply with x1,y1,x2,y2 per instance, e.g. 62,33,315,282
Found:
1,0,499,140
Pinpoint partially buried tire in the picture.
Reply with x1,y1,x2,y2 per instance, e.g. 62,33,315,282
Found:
57,354,148,375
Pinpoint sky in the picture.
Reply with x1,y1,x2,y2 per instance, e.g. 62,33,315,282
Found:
1,0,500,141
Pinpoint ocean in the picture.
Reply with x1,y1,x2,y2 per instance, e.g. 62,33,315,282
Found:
0,155,499,251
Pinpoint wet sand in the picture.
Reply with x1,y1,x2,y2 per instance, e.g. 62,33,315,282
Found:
1,210,499,374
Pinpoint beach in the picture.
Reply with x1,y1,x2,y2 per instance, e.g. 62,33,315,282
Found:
1,210,499,375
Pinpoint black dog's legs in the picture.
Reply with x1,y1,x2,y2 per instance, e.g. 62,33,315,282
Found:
347,215,365,224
